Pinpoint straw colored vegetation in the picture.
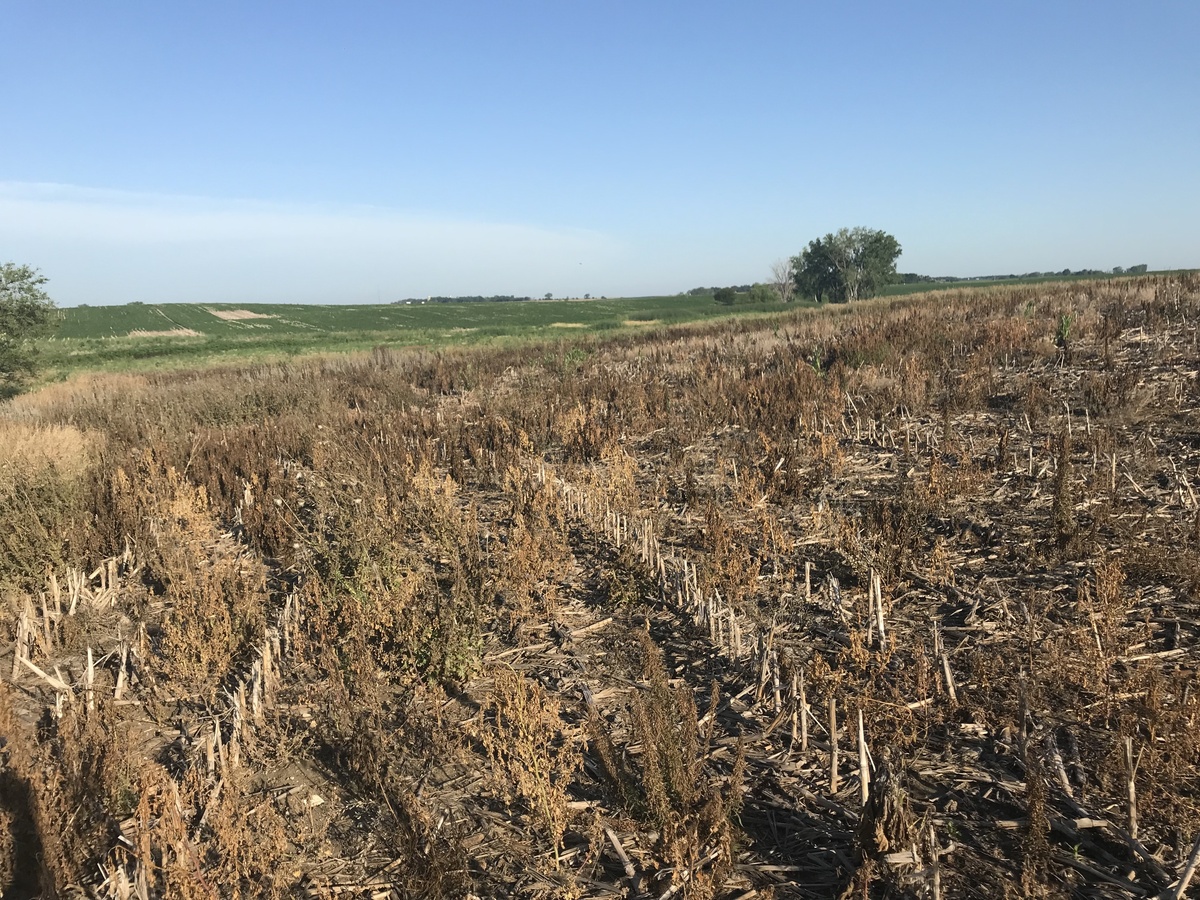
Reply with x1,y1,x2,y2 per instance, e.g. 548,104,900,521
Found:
0,422,95,482
127,327,203,338
3,274,1200,898
204,308,278,321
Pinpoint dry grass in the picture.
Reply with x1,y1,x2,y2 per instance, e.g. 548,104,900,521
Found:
126,327,203,338
203,308,277,321
0,421,96,482
1,273,1199,898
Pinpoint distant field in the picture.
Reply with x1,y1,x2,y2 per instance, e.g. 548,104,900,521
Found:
41,271,1194,376
878,269,1193,297
41,294,801,375
879,276,1093,297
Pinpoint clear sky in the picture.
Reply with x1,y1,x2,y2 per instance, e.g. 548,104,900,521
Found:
3,1,1197,305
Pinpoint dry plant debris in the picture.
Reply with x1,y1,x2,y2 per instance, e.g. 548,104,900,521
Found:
1,274,1200,898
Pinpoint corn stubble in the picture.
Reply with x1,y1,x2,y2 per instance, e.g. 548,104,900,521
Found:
1,273,1200,897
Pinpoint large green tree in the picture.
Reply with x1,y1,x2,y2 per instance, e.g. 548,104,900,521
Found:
792,235,840,303
792,227,901,303
1,263,58,396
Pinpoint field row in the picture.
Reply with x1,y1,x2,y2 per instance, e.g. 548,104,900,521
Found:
40,294,790,374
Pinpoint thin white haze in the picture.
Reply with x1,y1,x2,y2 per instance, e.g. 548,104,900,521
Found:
0,182,627,305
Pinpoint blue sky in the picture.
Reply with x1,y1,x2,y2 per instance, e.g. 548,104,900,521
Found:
2,1,1197,305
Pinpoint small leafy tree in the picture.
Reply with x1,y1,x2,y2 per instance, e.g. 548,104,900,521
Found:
747,283,776,304
792,228,901,303
713,287,737,306
1,264,58,396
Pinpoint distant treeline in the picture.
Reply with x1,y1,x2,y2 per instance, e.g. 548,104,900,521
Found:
687,285,752,296
898,264,1149,284
393,295,532,304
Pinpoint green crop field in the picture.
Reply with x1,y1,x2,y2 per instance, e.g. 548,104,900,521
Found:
40,294,804,375
41,271,1191,378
